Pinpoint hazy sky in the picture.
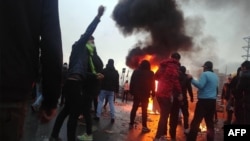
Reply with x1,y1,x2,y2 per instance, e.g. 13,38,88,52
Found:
59,0,250,77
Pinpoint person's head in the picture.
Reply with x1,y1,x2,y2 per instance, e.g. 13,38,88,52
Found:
107,59,114,65
180,66,186,73
87,36,95,45
202,61,213,72
139,60,151,70
241,60,250,71
227,75,232,82
106,59,114,68
171,52,181,61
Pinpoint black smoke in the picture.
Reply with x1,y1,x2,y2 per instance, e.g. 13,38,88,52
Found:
112,0,192,69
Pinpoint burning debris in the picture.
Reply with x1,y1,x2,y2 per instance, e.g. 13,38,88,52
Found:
112,0,193,69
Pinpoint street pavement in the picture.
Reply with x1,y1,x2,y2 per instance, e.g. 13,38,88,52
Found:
22,98,224,141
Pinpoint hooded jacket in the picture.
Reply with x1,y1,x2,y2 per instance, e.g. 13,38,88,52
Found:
130,60,155,98
100,61,119,93
155,58,181,98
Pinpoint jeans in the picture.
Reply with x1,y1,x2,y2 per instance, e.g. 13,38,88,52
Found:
169,98,181,139
0,101,27,141
96,90,115,118
155,96,172,138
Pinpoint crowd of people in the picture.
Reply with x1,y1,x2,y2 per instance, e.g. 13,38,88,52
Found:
1,1,250,141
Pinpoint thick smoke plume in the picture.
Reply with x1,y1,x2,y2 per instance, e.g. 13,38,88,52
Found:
112,0,192,69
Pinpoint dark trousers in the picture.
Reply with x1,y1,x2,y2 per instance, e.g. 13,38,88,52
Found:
155,96,172,138
234,99,245,124
104,95,115,108
51,80,92,141
86,79,100,114
122,90,129,102
130,96,149,127
180,100,190,129
0,101,27,141
187,99,216,141
169,98,182,139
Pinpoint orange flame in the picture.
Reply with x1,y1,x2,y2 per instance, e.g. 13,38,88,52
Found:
199,123,207,132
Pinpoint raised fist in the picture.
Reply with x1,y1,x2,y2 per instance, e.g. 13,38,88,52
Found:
97,5,105,18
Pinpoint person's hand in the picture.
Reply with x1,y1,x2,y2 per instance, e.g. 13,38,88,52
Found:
96,73,104,80
178,94,183,101
187,74,193,79
39,108,57,123
151,91,155,97
97,5,105,18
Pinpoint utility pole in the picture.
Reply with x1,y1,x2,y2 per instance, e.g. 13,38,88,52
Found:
242,36,250,60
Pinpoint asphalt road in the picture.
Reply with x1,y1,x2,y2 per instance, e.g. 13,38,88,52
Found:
21,98,224,141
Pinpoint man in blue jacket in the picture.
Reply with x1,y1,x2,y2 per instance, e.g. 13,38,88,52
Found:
187,61,219,141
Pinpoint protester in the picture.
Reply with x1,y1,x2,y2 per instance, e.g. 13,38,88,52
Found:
236,60,250,124
122,80,130,103
221,76,233,125
129,60,155,133
186,61,219,141
92,59,119,124
169,65,194,138
49,5,105,141
0,1,62,140
86,38,104,116
154,52,183,141
229,67,241,124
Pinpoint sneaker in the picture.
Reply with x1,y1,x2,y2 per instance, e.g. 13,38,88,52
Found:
160,136,168,141
77,133,93,141
142,127,151,133
111,118,115,123
154,136,168,141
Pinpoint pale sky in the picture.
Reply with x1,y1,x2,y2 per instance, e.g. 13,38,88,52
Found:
59,0,250,78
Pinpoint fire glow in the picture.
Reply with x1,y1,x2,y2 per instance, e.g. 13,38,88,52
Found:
199,122,207,132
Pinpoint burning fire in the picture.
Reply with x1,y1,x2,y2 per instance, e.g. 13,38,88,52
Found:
199,122,207,132
145,55,159,111
147,80,158,112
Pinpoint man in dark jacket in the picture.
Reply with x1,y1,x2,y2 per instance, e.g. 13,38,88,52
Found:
93,59,119,124
236,60,250,124
169,65,194,139
221,76,233,125
0,1,62,141
50,5,105,141
129,60,155,133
